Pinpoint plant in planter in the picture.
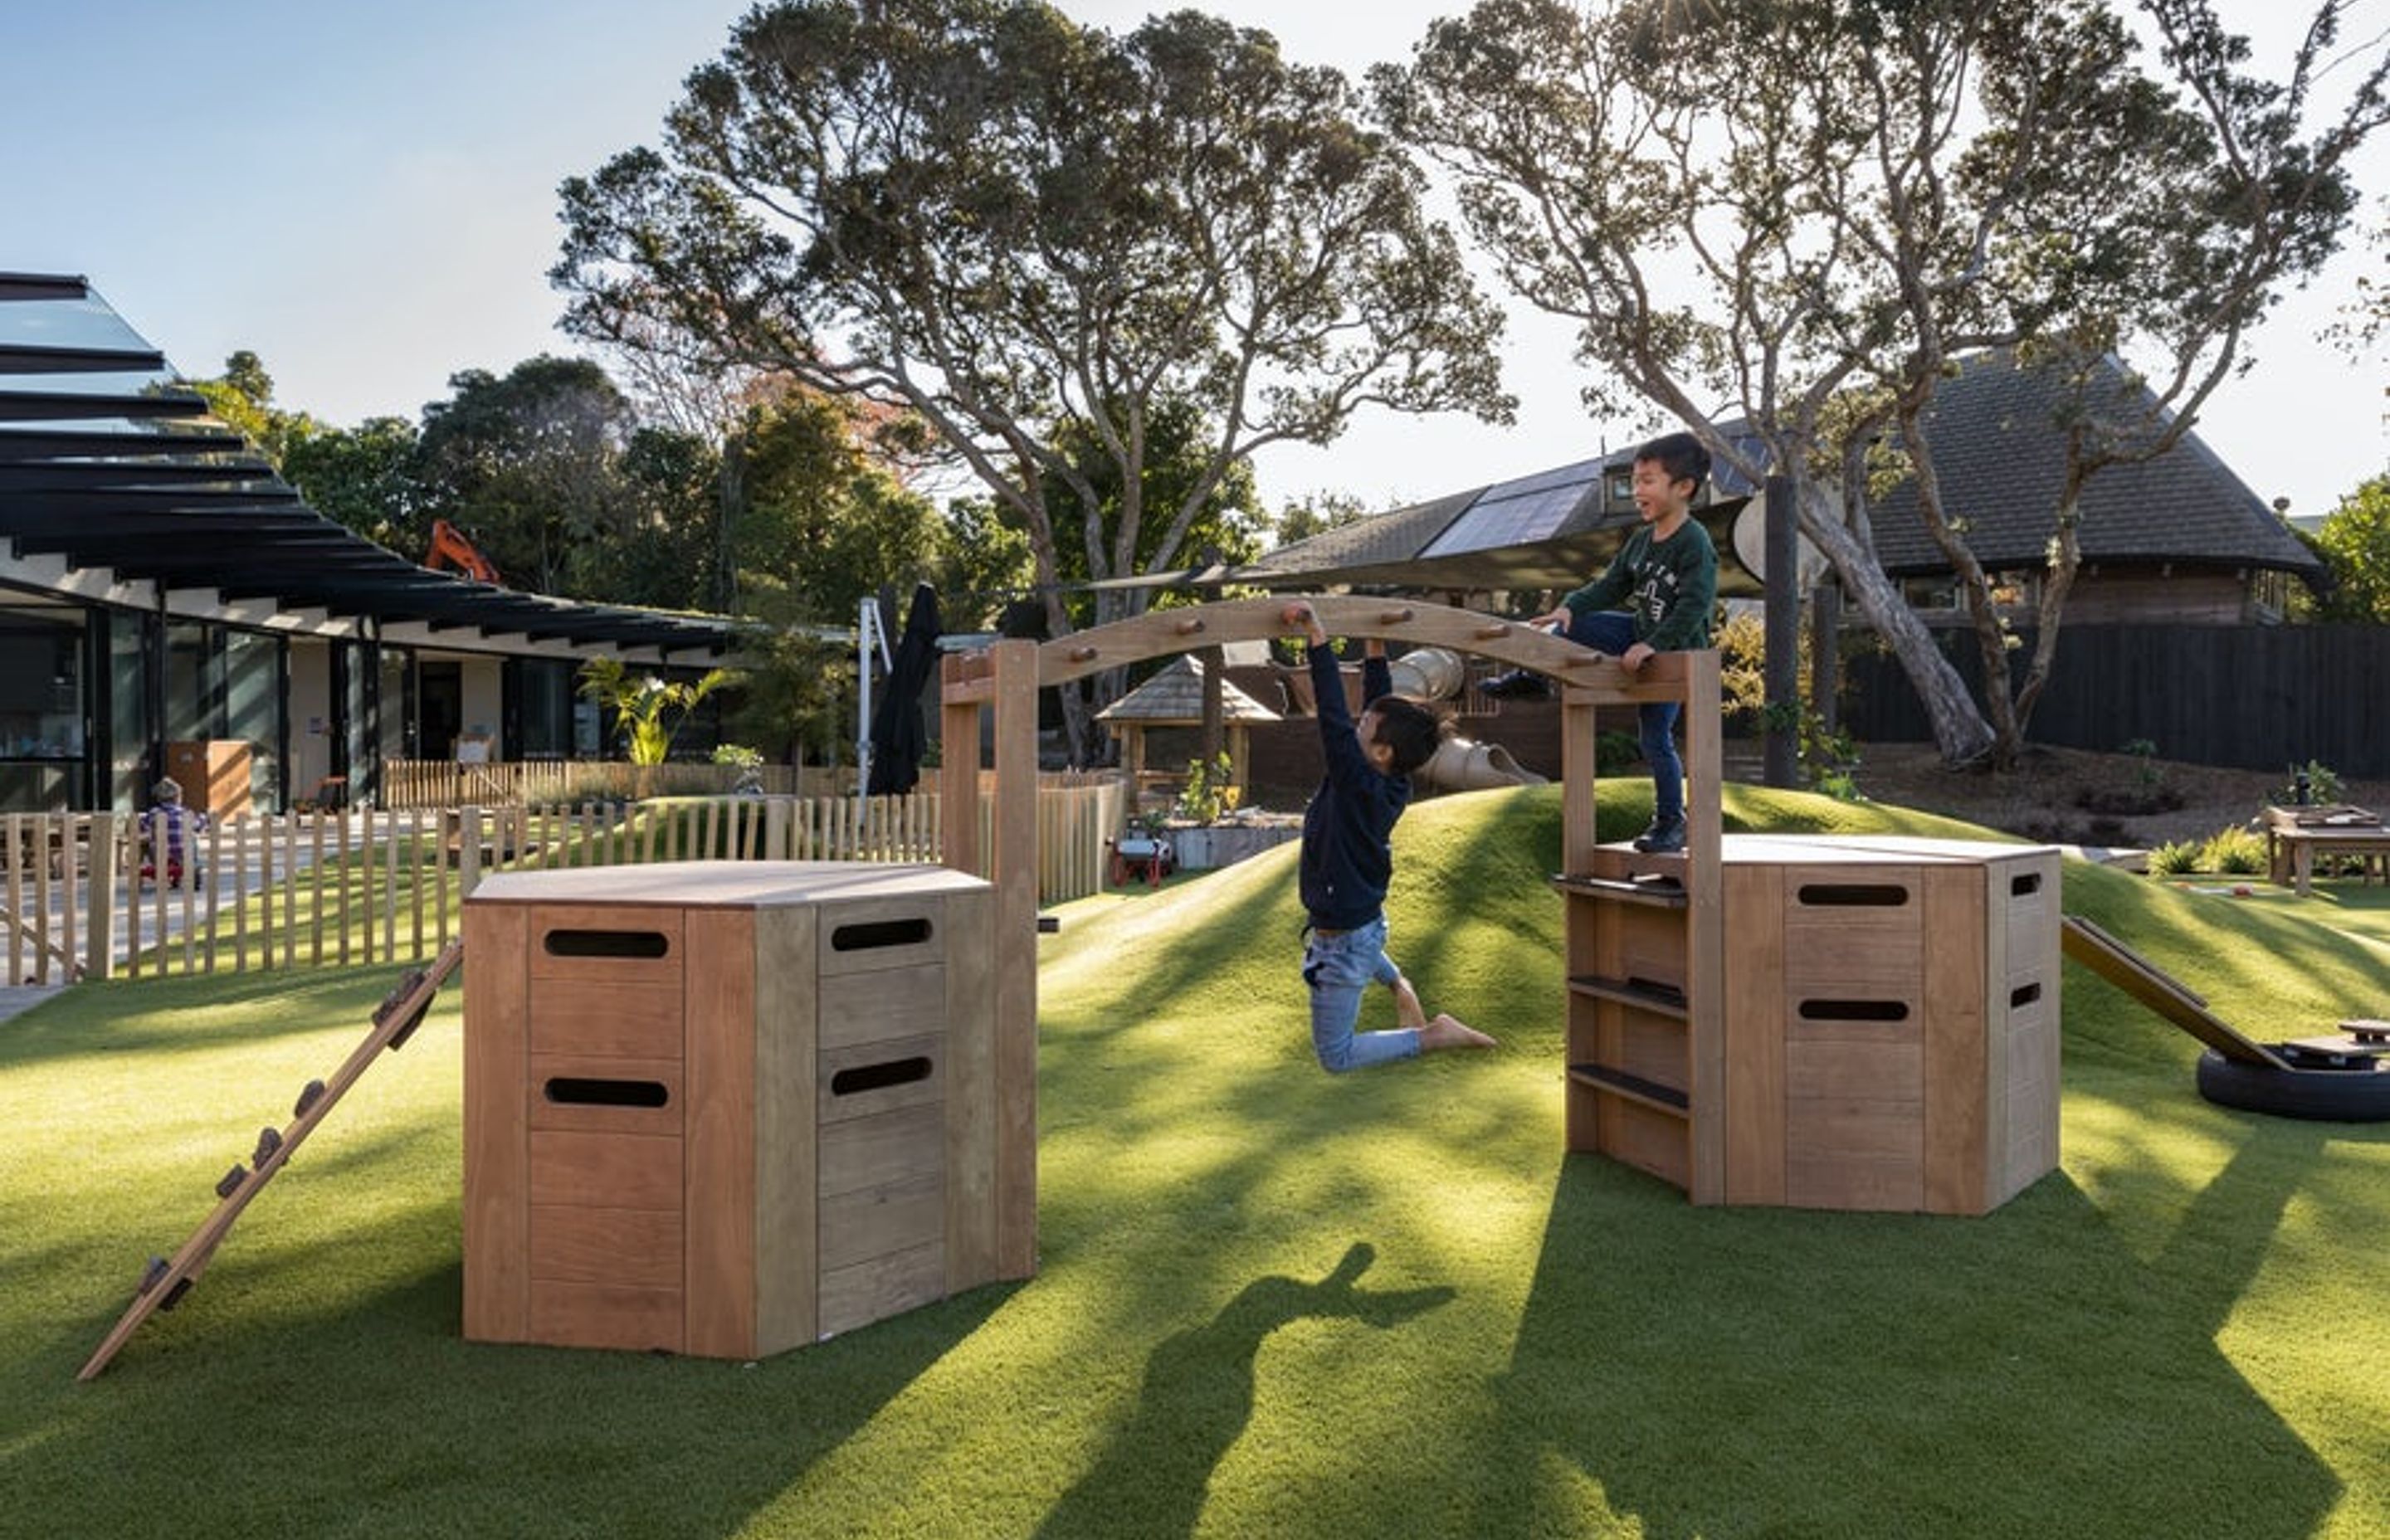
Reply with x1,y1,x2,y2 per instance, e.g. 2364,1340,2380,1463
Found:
1173,753,1240,826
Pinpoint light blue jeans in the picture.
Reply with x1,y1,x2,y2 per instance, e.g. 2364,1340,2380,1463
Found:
1302,917,1421,1073
1567,611,1684,822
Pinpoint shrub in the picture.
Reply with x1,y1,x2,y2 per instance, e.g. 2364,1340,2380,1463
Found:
2198,826,2268,875
1596,730,1643,774
2275,758,2346,807
2146,839,2202,876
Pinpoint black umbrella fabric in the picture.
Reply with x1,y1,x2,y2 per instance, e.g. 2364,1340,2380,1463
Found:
866,583,943,796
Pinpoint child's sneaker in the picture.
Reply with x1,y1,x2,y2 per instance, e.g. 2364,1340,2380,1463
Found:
1632,815,1686,854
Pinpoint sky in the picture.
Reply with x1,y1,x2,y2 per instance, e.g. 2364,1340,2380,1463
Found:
5,0,2384,524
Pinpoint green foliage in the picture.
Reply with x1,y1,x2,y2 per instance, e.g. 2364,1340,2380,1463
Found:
1594,729,1643,775
188,349,319,466
2146,838,2202,876
416,355,639,598
2276,758,2347,807
1271,489,1375,548
1171,752,1239,825
1378,0,2388,769
280,415,424,549
1717,609,1861,797
2310,475,2390,622
554,0,1511,758
577,657,737,766
2196,825,2268,876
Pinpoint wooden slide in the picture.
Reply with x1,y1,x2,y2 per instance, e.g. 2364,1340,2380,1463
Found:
77,938,464,1381
2059,915,2290,1069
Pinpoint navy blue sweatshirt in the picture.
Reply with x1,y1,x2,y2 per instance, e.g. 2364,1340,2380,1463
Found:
1299,645,1407,932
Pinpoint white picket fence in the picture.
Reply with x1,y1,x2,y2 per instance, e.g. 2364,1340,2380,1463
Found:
1,777,1129,986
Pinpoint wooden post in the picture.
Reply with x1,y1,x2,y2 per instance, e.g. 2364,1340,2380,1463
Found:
87,815,117,982
939,655,982,880
988,641,1039,1281
1682,648,1727,1206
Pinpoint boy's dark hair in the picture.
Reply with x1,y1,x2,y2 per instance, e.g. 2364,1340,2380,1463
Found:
1369,695,1447,777
1635,431,1710,492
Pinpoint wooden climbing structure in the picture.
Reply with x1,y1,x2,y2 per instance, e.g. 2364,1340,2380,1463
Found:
938,594,1722,1263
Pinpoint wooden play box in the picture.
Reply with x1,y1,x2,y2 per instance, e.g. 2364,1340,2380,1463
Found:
461,860,997,1357
1561,834,2059,1215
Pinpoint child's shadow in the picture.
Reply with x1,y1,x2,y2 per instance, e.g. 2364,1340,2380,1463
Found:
1035,1241,1454,1540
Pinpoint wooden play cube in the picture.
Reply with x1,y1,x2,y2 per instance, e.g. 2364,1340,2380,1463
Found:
1719,836,2059,1214
1562,835,2059,1215
461,860,998,1357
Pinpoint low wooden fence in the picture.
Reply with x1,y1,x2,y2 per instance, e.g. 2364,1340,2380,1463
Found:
1,777,1131,988
380,759,807,810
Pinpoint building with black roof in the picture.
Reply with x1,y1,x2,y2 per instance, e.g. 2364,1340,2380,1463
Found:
0,272,743,813
1232,350,2319,629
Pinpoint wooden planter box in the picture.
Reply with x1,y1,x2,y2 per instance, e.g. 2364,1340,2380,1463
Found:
461,860,999,1357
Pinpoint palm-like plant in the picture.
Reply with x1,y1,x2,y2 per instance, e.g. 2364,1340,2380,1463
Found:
578,658,737,781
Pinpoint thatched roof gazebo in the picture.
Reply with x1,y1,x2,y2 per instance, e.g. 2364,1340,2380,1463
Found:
1095,655,1280,796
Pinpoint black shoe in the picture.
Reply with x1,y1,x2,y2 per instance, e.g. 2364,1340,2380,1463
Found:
1479,670,1550,699
1632,816,1686,854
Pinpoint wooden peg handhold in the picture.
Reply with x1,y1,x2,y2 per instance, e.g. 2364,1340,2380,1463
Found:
1378,607,1415,625
1174,617,1206,636
1474,622,1511,640
1069,646,1099,663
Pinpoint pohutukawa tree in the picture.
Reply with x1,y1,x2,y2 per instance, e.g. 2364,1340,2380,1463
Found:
1381,0,2387,768
554,0,1512,761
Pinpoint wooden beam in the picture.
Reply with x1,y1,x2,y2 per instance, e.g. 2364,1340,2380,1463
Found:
1036,594,1664,704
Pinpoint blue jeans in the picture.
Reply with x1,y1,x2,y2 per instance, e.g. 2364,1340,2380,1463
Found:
1567,611,1684,822
1301,918,1421,1073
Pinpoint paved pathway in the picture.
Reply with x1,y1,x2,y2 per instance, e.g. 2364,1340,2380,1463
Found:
0,982,69,1026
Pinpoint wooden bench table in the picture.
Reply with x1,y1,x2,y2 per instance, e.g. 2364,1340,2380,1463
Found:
2264,805,2390,895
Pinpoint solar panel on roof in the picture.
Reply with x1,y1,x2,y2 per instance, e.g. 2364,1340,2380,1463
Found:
1417,463,1602,558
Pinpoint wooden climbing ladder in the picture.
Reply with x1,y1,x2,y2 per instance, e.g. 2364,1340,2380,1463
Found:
77,938,465,1381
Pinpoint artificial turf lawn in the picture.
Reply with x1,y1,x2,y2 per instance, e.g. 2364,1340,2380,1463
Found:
4,782,2388,1538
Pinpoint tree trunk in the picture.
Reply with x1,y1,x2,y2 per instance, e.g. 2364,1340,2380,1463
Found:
1793,478,1996,767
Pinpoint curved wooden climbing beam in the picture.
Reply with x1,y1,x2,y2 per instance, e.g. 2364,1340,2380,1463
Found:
1032,593,1682,704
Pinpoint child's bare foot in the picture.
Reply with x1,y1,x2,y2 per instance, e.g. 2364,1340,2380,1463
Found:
1418,1013,1495,1052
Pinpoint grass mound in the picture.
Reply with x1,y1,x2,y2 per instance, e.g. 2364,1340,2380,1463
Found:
4,782,2388,1538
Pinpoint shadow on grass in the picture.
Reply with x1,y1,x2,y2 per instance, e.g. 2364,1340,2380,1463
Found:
0,964,446,1070
1468,1131,2340,1539
16,1248,1022,1539
1033,1242,1456,1540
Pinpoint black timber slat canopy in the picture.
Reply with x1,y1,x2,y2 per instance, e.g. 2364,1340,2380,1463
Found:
0,274,739,658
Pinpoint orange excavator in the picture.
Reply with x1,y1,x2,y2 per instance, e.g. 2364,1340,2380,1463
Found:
425,519,501,585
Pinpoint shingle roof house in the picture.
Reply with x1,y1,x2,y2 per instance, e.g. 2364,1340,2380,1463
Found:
1234,350,2315,626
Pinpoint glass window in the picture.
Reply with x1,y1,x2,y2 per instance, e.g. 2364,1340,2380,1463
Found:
378,646,415,762
110,609,150,812
517,659,576,760
225,630,283,809
0,607,89,812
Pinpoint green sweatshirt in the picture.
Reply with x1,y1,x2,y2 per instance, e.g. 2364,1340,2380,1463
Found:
1562,518,1719,651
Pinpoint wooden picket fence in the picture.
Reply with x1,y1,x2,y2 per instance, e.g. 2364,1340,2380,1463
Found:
379,759,807,810
0,777,1129,988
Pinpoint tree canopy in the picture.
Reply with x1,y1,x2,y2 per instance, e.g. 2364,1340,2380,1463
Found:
1381,0,2388,766
2312,475,2390,623
553,0,1512,760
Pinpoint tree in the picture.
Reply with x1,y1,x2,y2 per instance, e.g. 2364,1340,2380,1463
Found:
1273,489,1376,548
189,350,318,466
1382,0,2388,768
280,415,425,550
553,0,1510,762
2312,475,2390,622
415,356,641,597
